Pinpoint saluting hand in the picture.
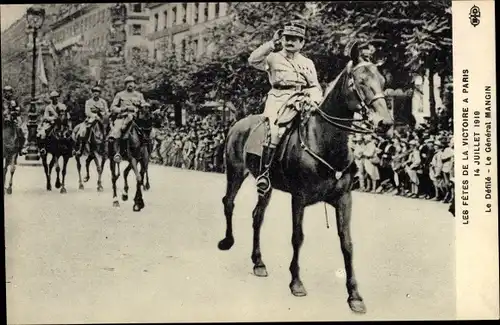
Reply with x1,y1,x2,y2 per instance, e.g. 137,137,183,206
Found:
272,29,283,46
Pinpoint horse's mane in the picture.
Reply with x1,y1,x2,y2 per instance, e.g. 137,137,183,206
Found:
318,63,350,108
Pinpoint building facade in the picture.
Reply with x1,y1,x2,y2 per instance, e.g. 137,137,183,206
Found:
145,2,232,61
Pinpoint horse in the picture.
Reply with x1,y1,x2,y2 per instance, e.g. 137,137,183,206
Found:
218,47,393,314
108,105,158,211
2,113,23,195
121,108,163,199
38,116,74,194
73,117,108,192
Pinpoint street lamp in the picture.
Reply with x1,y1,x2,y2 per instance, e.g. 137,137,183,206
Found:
25,6,46,161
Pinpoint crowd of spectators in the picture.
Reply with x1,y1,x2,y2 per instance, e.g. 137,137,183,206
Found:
150,105,454,204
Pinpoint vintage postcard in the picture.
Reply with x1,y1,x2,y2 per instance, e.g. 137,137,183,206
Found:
2,1,498,323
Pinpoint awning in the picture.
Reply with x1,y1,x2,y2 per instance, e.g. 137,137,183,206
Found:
54,34,84,51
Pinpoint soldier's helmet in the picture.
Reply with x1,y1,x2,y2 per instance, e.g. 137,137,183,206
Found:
4,85,13,92
91,85,102,93
283,20,306,39
49,91,60,98
124,76,136,84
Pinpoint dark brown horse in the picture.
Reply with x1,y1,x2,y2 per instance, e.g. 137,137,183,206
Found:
73,119,107,192
121,107,163,199
2,114,23,195
38,116,74,194
218,47,393,314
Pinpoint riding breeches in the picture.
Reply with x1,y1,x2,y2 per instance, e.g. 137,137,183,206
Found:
263,91,295,146
108,114,134,139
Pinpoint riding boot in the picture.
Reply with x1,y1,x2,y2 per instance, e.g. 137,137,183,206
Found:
256,145,276,196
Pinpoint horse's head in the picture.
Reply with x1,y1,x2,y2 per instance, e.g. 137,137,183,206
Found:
331,42,393,136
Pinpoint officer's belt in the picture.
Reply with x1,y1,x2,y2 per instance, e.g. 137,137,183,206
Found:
272,84,312,91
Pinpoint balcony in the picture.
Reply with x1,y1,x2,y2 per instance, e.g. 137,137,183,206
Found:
147,23,190,41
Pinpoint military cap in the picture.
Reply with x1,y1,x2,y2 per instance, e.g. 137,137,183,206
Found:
409,139,418,146
283,20,306,38
91,86,102,92
49,91,60,97
4,85,13,91
124,76,136,84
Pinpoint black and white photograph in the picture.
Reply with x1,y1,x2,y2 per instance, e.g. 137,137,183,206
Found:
2,1,498,323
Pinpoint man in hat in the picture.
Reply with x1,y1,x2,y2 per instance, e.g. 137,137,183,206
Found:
405,139,421,198
108,75,147,162
2,85,27,155
74,85,109,156
37,91,71,148
248,20,323,195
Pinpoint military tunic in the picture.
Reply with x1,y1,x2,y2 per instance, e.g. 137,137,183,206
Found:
37,102,69,138
76,97,109,138
248,41,323,131
109,90,147,139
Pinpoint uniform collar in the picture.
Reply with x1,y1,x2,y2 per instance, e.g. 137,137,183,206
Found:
280,49,299,60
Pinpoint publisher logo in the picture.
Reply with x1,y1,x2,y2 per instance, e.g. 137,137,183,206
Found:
469,5,481,27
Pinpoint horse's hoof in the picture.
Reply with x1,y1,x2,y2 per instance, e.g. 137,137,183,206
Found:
6,188,12,195
253,265,268,277
97,185,103,192
79,184,84,190
122,194,128,201
348,298,367,314
47,186,52,191
113,200,120,207
218,237,234,250
144,184,150,191
60,187,67,194
83,177,90,183
133,203,143,212
290,281,308,297
55,181,61,189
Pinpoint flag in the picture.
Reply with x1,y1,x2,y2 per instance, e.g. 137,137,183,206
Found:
37,48,49,86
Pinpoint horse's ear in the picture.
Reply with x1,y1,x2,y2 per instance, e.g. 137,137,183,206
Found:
345,41,360,65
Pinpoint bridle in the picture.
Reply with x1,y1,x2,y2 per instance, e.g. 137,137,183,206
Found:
315,61,387,134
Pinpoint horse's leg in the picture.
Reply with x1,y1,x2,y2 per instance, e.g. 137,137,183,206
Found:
110,161,120,207
76,155,84,190
60,155,70,194
48,155,57,191
6,154,18,194
54,155,61,189
94,154,104,192
289,195,307,297
251,189,272,277
130,157,144,212
42,154,51,191
329,192,366,313
84,154,93,182
122,163,132,201
218,163,248,250
143,168,150,191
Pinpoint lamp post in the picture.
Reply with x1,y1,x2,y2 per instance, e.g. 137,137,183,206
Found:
25,6,46,161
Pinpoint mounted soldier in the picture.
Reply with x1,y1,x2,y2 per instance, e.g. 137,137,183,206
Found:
37,91,72,153
74,85,109,156
108,75,148,163
248,20,323,194
2,85,27,155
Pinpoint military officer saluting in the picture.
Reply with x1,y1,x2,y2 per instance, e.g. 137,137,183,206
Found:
74,85,109,156
3,85,27,155
108,75,147,162
248,20,323,195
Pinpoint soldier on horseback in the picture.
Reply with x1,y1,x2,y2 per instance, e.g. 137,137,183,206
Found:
248,20,323,194
37,91,72,154
2,85,27,155
108,75,147,163
73,85,109,156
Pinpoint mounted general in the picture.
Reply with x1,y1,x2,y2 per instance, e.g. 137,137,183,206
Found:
218,20,393,314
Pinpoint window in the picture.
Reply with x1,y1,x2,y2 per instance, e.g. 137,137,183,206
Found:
172,6,177,25
192,39,199,59
182,3,187,24
132,3,142,13
193,3,199,24
181,39,186,59
172,42,176,54
154,13,159,32
204,4,208,21
154,48,158,60
215,3,220,18
132,24,142,36
163,11,168,29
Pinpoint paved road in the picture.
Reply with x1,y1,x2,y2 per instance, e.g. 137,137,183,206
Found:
5,159,455,323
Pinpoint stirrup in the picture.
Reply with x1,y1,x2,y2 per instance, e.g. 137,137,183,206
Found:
256,171,271,196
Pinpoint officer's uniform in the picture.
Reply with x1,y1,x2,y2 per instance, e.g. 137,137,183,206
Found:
37,91,69,139
3,86,27,153
79,91,108,137
248,20,323,195
108,76,147,162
